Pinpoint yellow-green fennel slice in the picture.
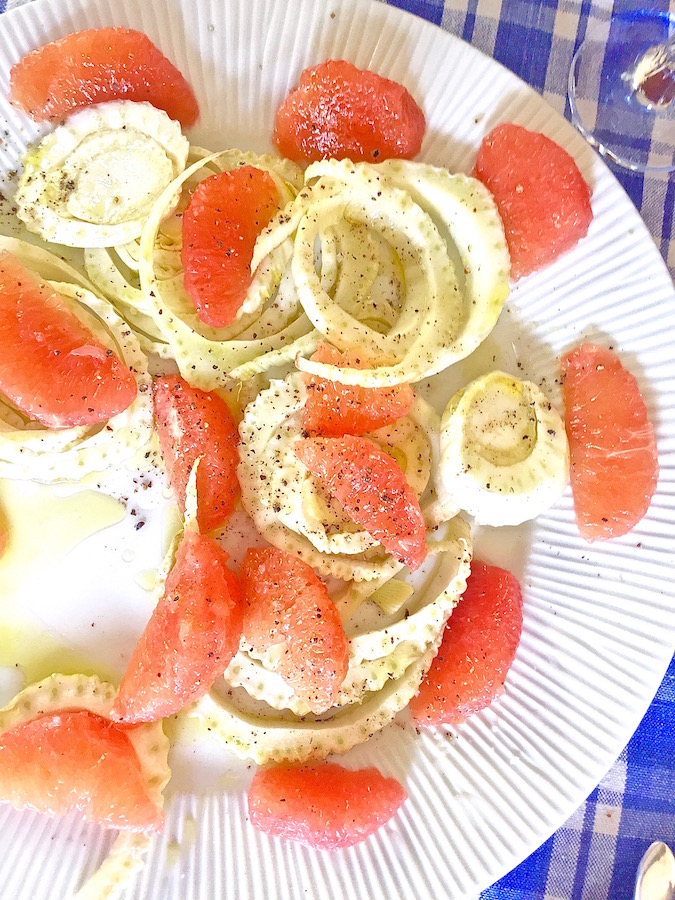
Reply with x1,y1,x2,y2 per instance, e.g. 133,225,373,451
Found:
15,101,189,248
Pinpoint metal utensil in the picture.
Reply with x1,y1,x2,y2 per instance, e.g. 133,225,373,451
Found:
634,841,675,900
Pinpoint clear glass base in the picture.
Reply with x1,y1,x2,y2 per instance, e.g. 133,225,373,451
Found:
568,9,675,174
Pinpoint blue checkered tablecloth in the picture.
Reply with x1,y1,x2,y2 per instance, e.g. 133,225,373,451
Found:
388,0,675,282
0,0,672,898
378,3,675,899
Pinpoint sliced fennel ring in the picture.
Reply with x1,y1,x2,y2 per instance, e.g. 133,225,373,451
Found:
342,515,471,661
84,243,174,360
0,674,170,900
375,159,510,360
237,373,434,581
224,515,471,717
0,237,153,483
439,370,570,525
15,101,189,248
192,647,436,765
223,643,425,717
290,173,459,360
290,158,510,387
253,158,471,386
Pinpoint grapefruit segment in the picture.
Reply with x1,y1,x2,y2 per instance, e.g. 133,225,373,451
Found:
248,762,407,849
239,547,349,715
181,167,280,328
153,376,239,533
474,123,592,279
10,27,199,126
302,342,414,436
112,529,244,724
0,251,137,428
0,710,163,832
294,435,427,570
561,343,658,540
274,59,425,163
410,561,523,725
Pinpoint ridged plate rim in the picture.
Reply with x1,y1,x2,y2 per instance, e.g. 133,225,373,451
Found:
0,0,673,898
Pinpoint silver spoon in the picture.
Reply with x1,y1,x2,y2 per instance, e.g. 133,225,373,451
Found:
634,841,675,900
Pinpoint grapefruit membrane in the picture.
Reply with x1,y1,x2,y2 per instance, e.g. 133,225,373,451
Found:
294,435,427,570
248,762,407,849
239,547,349,715
474,123,593,279
561,343,659,540
0,711,163,831
0,251,137,429
153,375,240,534
302,342,414,437
0,237,153,485
10,27,199,126
112,526,244,725
181,166,281,328
0,674,169,832
410,561,523,725
274,59,425,162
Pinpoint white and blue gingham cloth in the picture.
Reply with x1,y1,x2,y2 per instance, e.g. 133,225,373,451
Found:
0,0,673,897
381,2,675,898
388,0,675,282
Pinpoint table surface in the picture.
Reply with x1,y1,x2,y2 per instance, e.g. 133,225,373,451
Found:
377,2,674,899
0,0,673,898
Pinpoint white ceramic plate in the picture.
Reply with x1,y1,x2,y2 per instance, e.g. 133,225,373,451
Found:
0,1,674,898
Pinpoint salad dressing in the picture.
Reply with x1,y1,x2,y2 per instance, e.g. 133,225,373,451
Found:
0,618,115,693
0,479,124,691
0,478,125,596
135,568,159,592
